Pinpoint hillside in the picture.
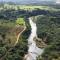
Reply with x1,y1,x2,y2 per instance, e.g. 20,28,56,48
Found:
0,4,60,60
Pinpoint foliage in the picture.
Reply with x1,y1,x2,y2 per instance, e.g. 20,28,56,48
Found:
16,18,25,25
36,15,60,60
0,4,60,60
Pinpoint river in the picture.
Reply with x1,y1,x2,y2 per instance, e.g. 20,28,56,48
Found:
24,17,44,60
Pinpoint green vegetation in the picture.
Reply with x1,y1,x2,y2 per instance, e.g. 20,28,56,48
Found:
0,10,28,60
36,15,60,60
0,19,16,28
0,3,60,60
0,19,28,60
0,4,60,11
16,18,25,25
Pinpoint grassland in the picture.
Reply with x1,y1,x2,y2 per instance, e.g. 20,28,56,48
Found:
0,4,60,12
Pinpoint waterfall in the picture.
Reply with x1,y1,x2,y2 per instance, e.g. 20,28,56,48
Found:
24,17,44,60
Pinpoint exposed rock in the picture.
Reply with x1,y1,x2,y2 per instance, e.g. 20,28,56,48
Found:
34,37,47,49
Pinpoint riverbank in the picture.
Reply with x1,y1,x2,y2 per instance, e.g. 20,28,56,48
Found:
24,17,45,60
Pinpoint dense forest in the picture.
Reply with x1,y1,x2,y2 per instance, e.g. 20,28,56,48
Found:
0,4,60,60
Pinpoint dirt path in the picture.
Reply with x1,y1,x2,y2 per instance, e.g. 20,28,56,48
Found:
14,26,26,46
0,25,26,60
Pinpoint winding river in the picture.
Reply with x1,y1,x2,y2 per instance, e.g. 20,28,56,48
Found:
24,17,44,60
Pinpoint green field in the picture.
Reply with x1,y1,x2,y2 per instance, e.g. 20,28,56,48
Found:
0,4,60,11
